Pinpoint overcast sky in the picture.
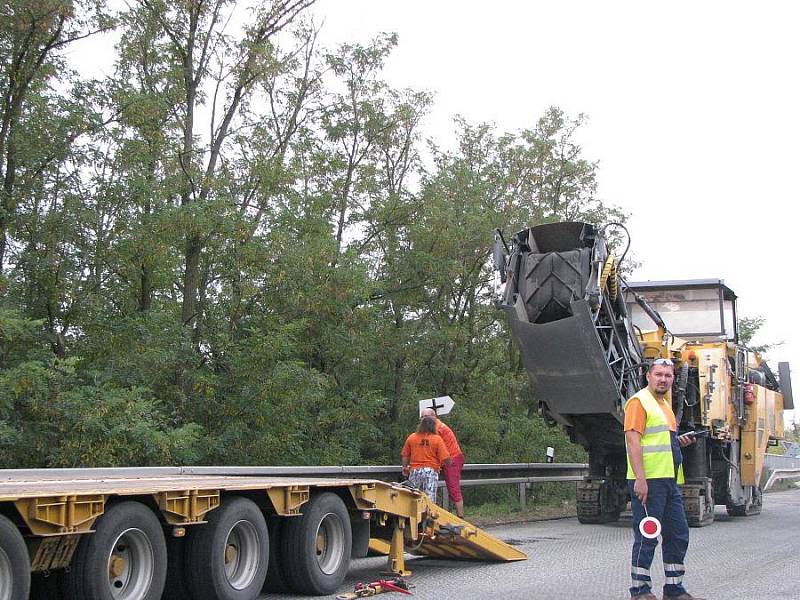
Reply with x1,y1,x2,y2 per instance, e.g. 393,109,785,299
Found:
311,0,799,423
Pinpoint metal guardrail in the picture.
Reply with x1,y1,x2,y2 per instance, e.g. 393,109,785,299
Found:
0,463,587,481
764,467,800,491
764,454,800,470
441,473,586,510
762,455,800,492
442,464,587,510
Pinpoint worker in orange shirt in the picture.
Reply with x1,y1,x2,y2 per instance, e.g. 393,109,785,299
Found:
401,416,451,501
420,407,465,518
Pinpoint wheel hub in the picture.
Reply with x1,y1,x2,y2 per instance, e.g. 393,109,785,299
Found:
106,528,155,599
315,512,345,575
225,543,239,564
109,555,127,579
223,520,260,590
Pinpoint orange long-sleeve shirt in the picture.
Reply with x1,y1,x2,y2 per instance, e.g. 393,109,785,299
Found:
435,418,463,458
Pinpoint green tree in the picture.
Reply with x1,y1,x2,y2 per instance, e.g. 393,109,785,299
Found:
785,421,799,443
0,0,112,270
738,314,781,354
348,109,624,458
0,11,618,471
0,308,201,467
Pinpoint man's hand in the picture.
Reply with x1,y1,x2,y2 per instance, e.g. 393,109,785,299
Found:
678,433,696,448
633,477,648,505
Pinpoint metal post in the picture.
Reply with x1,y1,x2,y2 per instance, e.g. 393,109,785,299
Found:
441,486,449,510
387,518,412,576
519,482,526,509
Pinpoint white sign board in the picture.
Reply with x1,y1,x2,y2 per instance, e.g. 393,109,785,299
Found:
418,395,455,417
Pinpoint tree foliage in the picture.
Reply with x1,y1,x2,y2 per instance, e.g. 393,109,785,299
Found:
0,1,630,468
738,314,782,354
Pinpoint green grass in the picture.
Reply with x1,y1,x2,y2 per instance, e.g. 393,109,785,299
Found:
448,481,578,524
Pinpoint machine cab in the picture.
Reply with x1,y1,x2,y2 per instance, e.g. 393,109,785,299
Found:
624,279,738,343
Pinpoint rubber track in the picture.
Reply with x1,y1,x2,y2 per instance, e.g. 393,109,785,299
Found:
518,248,592,323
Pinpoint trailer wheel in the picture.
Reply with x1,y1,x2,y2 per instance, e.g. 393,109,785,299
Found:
30,571,64,600
0,514,30,600
282,492,352,595
160,535,189,600
61,501,167,600
185,496,268,600
262,517,289,593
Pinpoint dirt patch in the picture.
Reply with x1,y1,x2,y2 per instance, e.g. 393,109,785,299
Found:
468,503,577,528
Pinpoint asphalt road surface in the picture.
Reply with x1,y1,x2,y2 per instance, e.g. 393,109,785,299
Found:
267,488,800,600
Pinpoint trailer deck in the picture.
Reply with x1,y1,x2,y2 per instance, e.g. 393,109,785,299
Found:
0,468,525,599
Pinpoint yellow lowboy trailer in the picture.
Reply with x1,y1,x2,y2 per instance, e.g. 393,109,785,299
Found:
0,470,525,600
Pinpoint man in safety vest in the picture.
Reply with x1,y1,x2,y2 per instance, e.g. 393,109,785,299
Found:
624,358,704,600
421,407,465,518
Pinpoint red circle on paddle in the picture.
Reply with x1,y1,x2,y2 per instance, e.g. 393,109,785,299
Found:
639,516,662,539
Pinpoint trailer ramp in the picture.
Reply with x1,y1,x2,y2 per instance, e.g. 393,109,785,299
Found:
368,490,526,575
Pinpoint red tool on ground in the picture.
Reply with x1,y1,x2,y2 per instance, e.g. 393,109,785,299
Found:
335,577,414,599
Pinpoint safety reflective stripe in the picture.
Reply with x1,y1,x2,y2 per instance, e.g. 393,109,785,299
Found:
631,564,651,589
642,444,673,453
664,563,685,572
665,576,683,585
645,424,670,434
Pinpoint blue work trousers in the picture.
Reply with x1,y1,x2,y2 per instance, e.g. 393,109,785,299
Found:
628,478,690,598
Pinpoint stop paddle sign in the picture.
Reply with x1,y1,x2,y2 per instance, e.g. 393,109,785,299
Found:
639,515,662,539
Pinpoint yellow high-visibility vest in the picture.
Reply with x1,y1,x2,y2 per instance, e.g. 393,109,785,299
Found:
625,387,684,484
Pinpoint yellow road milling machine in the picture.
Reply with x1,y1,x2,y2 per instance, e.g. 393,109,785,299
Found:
493,221,793,526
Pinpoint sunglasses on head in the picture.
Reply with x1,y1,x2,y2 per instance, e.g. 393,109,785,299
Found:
652,358,674,366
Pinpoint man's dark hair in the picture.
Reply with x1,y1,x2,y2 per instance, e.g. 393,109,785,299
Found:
418,416,437,434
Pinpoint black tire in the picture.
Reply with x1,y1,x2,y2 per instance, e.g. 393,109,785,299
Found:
185,496,269,600
61,501,167,600
30,570,64,600
262,517,290,594
0,514,30,600
282,492,352,595
160,535,190,600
